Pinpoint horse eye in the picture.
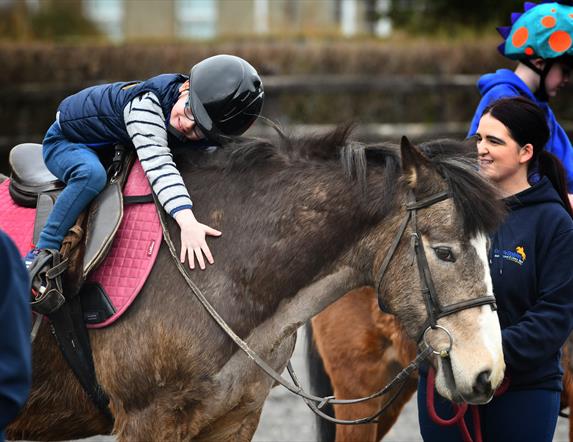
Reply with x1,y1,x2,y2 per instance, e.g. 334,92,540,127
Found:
433,246,456,262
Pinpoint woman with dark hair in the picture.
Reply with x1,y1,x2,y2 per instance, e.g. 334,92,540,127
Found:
468,1,573,207
418,96,573,441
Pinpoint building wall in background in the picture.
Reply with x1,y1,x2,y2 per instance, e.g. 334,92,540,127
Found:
81,0,388,42
217,0,253,36
123,0,175,40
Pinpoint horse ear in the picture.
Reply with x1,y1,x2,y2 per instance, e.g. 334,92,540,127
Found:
400,136,430,188
461,136,479,161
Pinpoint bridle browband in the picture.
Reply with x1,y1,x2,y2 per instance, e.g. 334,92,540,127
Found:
375,189,497,344
153,185,496,426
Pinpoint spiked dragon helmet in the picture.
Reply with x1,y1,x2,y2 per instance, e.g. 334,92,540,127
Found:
498,1,573,59
497,1,573,99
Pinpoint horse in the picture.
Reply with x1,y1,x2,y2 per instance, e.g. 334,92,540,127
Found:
6,126,506,441
561,334,573,442
309,291,573,442
308,286,418,442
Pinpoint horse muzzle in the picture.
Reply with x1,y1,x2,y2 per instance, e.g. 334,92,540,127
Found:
434,353,502,405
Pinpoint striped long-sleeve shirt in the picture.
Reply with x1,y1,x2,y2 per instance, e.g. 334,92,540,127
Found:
123,92,192,217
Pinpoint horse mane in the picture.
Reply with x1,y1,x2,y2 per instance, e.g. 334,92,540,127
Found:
338,136,504,237
180,125,504,237
418,138,505,236
218,124,357,173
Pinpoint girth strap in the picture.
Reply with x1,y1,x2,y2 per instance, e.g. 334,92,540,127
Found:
48,296,113,421
31,207,113,421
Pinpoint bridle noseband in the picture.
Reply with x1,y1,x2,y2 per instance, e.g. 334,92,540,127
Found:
375,189,497,351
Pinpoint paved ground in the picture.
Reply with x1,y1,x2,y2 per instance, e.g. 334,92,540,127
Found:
14,328,571,441
253,329,570,441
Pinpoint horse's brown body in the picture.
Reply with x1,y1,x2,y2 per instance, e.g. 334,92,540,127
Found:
7,131,506,441
561,335,573,442
310,287,417,442
312,293,573,442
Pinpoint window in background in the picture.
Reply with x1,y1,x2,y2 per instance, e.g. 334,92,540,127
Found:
341,0,357,36
253,0,268,35
83,0,124,42
176,0,216,40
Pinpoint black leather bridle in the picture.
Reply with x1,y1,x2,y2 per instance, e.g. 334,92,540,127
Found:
375,189,497,349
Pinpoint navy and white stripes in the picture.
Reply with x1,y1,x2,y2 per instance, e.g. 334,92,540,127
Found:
124,92,192,217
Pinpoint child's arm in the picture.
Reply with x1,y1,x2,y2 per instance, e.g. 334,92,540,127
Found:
123,92,221,270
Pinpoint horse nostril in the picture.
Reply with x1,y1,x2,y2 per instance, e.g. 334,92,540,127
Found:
473,370,492,395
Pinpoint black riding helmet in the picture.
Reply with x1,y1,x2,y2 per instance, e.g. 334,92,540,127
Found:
186,55,264,143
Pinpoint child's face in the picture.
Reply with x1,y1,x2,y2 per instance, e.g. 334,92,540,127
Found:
169,90,206,141
544,61,571,97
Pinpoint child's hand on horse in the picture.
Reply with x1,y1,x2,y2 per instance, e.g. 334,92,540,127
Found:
175,209,222,270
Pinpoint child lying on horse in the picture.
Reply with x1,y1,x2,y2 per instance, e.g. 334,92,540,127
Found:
24,54,264,272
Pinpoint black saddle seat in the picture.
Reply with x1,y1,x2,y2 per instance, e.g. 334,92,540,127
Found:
9,143,64,207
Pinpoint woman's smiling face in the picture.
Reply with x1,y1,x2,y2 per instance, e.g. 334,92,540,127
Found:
475,113,532,189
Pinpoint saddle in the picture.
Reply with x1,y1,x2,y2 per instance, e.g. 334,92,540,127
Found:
3,142,162,326
9,143,131,284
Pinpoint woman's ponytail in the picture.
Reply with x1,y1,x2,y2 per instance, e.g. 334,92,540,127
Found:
538,151,573,218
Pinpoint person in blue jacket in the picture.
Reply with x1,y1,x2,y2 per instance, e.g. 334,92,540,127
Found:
418,96,573,441
24,54,264,272
0,230,31,440
468,1,573,207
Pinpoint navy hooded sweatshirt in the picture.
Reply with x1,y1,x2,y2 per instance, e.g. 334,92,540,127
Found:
468,69,573,192
0,230,31,439
491,177,573,391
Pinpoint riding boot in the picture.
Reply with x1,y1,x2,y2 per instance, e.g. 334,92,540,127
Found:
27,248,68,315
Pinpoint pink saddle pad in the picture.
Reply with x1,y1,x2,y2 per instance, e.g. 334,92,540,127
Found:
0,161,162,328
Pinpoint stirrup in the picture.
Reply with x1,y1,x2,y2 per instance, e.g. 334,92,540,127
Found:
28,249,68,315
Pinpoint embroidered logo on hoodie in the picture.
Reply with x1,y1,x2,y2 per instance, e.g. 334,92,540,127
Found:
493,246,526,265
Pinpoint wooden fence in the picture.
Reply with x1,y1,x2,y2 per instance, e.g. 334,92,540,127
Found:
2,74,573,171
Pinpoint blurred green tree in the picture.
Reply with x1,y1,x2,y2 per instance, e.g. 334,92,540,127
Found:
389,0,524,35
0,0,101,41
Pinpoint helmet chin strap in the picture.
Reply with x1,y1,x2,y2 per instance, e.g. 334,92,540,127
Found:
522,59,553,102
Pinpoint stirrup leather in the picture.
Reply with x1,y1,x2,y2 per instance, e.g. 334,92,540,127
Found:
28,249,68,315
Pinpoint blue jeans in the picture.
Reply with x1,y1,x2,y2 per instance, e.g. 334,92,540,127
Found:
417,373,560,442
36,122,107,250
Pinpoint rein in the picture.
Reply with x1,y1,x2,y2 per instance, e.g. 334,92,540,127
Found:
153,183,496,426
153,194,431,425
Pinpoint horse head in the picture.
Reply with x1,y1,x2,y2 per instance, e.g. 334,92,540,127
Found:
374,136,505,405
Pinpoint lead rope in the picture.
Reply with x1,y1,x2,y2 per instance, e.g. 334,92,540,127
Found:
426,367,510,442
